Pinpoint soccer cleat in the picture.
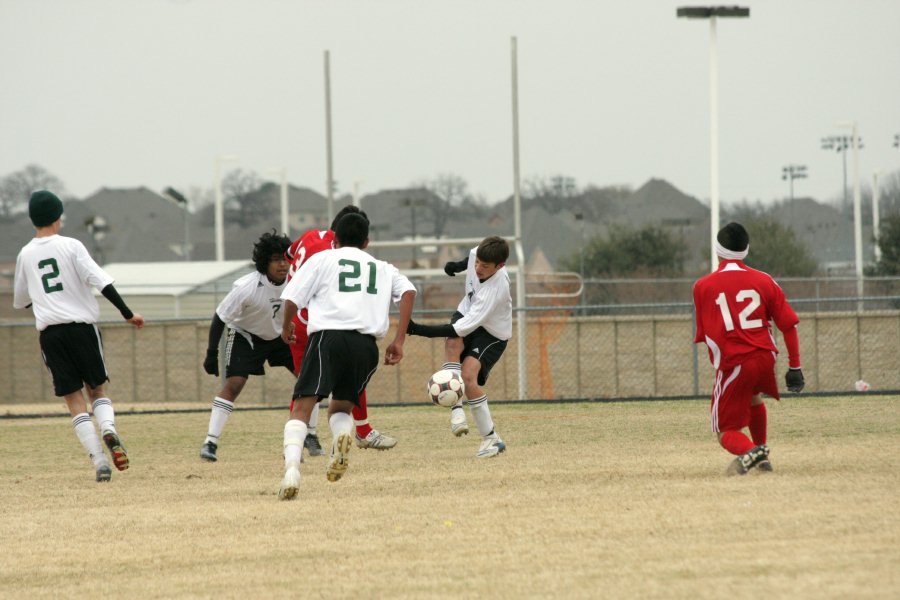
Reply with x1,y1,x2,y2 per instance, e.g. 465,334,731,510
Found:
355,429,397,450
757,459,774,472
326,432,353,482
102,430,129,472
95,464,112,482
450,407,469,437
725,444,769,476
278,466,301,501
200,441,218,462
303,433,325,457
476,436,506,459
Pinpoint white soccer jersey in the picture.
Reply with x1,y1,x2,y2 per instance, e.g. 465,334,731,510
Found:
281,246,415,339
216,271,286,341
453,247,513,340
14,235,114,331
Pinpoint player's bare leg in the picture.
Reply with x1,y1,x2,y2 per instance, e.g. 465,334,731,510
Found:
445,337,469,437
279,395,316,500
201,376,246,462
66,388,113,481
460,357,505,458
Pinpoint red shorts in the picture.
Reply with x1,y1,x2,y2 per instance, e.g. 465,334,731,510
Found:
289,313,309,375
709,351,778,433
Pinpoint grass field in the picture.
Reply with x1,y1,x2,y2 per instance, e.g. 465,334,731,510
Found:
0,395,898,599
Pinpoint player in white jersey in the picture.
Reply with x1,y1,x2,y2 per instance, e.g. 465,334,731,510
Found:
198,231,293,462
276,213,416,500
13,190,144,482
406,236,511,458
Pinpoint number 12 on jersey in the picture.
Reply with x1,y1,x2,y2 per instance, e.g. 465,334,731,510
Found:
714,290,762,331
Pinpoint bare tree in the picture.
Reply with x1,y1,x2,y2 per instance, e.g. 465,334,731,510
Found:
415,173,483,237
0,164,67,219
221,168,265,227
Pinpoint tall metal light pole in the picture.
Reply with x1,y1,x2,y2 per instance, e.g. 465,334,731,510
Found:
872,170,881,263
267,168,289,237
511,36,527,401
214,154,239,261
324,50,335,227
836,121,863,308
677,5,750,271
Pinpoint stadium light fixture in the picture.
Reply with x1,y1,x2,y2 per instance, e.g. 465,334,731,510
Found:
162,187,192,261
677,5,750,271
214,154,239,261
781,164,807,202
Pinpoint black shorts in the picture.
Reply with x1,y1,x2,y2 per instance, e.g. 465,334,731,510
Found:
293,330,378,404
224,329,294,378
39,322,109,397
450,312,508,386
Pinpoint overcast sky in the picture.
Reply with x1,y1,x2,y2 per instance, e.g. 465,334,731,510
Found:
2,0,898,208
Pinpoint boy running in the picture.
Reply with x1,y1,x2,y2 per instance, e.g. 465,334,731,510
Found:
406,236,511,459
277,213,415,500
284,205,397,454
199,230,293,461
13,190,144,482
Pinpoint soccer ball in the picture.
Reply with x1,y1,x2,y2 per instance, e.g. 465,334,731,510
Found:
427,369,465,408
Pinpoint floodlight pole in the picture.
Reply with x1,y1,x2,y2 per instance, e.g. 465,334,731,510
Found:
837,121,863,309
511,36,527,401
214,154,239,261
324,50,335,227
873,170,881,262
677,6,749,271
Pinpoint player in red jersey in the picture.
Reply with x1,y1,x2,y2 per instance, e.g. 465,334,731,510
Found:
692,222,805,475
285,205,398,455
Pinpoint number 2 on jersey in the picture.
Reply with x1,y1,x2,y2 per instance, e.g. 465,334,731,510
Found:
714,290,762,331
338,259,378,294
38,258,63,294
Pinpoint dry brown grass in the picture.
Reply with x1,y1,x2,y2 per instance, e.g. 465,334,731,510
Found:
0,395,898,599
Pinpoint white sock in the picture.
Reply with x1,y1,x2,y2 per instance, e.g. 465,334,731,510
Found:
442,362,461,374
283,419,307,469
91,397,116,433
308,401,319,434
329,412,353,451
467,394,496,438
205,396,234,444
73,413,107,468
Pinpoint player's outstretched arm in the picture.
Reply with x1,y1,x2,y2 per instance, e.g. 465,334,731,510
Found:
406,319,459,338
281,300,298,344
444,257,468,277
385,290,415,365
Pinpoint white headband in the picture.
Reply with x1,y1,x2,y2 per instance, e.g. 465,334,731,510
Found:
715,240,748,260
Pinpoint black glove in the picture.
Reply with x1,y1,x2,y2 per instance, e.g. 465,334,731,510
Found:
407,319,420,336
444,258,467,277
203,349,220,377
785,368,804,393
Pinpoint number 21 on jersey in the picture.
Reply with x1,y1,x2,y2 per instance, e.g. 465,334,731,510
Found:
714,290,762,331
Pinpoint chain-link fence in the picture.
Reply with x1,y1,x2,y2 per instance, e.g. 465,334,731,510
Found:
3,294,899,406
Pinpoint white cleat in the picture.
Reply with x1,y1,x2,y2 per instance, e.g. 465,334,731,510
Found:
326,432,353,482
355,429,397,450
278,466,301,500
450,406,469,437
476,435,506,459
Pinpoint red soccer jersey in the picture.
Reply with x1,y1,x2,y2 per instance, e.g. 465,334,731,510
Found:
285,229,335,322
692,260,799,371
286,229,335,281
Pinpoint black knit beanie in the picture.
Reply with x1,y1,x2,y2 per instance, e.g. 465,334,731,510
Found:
29,190,64,227
716,222,749,252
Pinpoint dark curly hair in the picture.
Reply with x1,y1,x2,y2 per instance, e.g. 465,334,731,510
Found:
253,230,291,273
